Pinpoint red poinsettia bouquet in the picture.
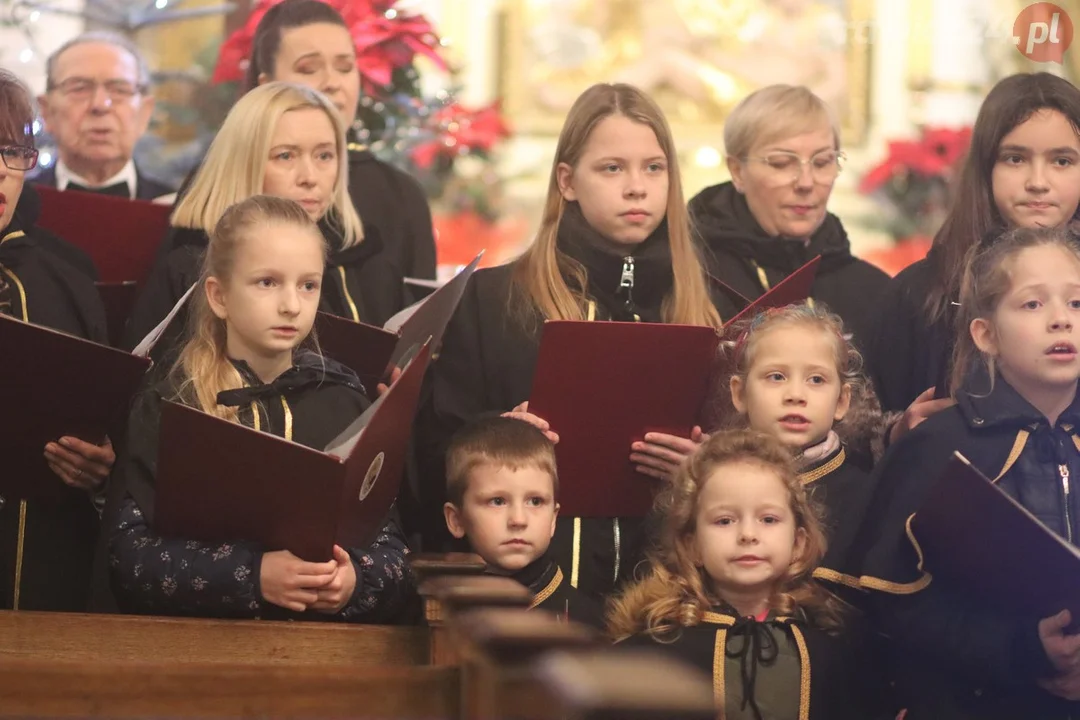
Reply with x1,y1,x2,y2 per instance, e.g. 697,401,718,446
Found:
212,0,447,93
411,101,511,170
859,126,972,241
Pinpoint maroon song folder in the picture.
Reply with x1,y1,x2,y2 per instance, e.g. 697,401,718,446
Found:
526,257,820,518
316,251,482,386
528,321,721,517
0,314,151,502
153,343,431,562
33,186,169,285
34,186,172,345
912,452,1080,623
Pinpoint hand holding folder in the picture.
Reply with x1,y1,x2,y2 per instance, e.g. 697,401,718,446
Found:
526,257,820,517
912,452,1080,624
316,251,483,388
153,342,431,562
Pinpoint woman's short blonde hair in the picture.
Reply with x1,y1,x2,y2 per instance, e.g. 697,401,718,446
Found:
172,81,363,248
724,84,840,159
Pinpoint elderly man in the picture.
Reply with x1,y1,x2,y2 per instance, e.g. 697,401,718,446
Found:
35,31,172,201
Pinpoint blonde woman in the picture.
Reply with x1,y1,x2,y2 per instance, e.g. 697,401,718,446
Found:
124,81,404,354
689,84,887,351
414,83,723,602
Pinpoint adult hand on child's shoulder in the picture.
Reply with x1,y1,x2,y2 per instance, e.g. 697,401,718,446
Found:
502,401,560,444
889,387,956,445
630,426,708,482
311,545,358,614
259,550,337,613
45,435,115,491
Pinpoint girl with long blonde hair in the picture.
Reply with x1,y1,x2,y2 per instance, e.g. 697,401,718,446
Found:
609,429,866,719
415,83,723,601
108,195,412,621
124,81,404,356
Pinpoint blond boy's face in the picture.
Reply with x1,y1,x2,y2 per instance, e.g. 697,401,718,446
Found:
444,463,559,573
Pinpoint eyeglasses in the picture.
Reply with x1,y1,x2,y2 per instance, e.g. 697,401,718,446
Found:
47,77,146,102
0,145,38,171
743,150,846,186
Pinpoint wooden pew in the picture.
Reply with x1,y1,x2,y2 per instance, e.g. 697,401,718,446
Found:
0,610,428,667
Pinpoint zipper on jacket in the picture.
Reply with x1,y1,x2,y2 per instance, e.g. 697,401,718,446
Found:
612,518,621,586
1061,463,1074,544
618,256,635,314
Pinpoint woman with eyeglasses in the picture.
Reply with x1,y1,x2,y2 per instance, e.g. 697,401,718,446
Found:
0,69,114,612
689,84,888,351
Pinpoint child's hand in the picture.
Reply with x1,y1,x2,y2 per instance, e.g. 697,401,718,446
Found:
259,550,337,612
630,426,708,481
889,387,956,445
502,401,560,444
44,436,115,490
376,366,403,397
310,545,358,614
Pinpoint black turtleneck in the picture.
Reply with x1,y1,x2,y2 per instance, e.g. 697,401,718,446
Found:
556,203,674,323
689,181,888,349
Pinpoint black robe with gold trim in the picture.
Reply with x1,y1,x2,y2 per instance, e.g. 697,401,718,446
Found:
504,554,604,629
0,188,109,611
618,607,868,720
106,352,417,622
847,375,1080,719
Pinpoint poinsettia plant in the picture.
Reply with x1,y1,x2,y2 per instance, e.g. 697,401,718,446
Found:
859,126,972,241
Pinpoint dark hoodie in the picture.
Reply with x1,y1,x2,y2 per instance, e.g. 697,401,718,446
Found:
0,183,109,612
689,181,888,349
123,218,406,364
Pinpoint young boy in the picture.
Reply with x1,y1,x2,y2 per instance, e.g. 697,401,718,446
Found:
443,416,602,628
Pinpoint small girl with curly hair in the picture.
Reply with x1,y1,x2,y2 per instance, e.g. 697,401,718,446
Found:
723,303,883,577
608,429,869,719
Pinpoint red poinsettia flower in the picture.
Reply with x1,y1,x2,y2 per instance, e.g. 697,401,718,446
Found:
859,126,973,194
212,0,447,89
411,101,511,168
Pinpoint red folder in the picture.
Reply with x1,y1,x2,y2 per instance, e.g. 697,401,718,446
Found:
33,186,170,285
153,343,432,562
0,314,151,502
34,186,172,346
316,251,483,386
526,257,820,518
912,452,1080,622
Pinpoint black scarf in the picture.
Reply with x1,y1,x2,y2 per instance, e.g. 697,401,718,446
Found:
216,350,364,407
556,203,674,322
689,181,856,277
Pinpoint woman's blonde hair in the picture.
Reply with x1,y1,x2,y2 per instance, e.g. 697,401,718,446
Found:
952,225,1080,394
510,83,721,329
607,429,841,640
719,303,883,454
170,195,326,421
171,81,362,249
723,84,840,160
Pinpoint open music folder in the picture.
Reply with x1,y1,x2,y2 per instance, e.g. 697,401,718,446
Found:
527,256,820,517
152,342,432,562
316,251,483,386
912,452,1080,622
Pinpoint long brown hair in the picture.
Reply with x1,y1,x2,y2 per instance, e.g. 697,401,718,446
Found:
607,429,842,640
721,303,884,455
951,225,1080,394
170,195,326,421
926,72,1080,324
0,70,34,147
510,83,721,329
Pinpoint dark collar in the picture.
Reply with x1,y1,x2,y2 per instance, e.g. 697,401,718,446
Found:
502,554,561,598
956,372,1080,431
797,444,847,487
556,202,673,321
217,349,363,407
